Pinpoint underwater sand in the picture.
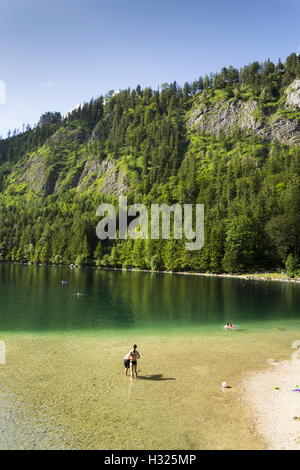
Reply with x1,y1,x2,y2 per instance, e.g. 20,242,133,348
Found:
0,327,299,450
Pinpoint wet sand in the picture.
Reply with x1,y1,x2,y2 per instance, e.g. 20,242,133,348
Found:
0,329,298,450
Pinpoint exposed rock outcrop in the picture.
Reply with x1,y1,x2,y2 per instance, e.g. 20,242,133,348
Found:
285,79,300,109
19,152,129,196
188,97,300,145
188,80,300,146
19,152,58,194
77,159,128,195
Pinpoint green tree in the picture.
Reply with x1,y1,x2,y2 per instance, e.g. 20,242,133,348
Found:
285,254,299,277
222,216,256,272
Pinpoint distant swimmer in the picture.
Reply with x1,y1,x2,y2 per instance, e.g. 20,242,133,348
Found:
224,322,236,330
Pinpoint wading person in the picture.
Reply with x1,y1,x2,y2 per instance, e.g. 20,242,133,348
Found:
123,352,131,376
129,344,140,379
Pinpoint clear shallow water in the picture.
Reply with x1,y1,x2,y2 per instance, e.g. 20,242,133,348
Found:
1,264,300,449
1,263,300,333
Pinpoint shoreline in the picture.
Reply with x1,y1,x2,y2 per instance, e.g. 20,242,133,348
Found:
2,261,300,284
98,266,300,284
242,356,300,450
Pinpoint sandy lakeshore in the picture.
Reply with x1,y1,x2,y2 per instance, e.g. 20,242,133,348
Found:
242,354,300,450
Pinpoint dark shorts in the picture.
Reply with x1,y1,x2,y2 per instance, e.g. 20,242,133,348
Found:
124,359,130,368
131,360,137,366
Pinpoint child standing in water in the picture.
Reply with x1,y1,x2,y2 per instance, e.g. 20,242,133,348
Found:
123,352,131,376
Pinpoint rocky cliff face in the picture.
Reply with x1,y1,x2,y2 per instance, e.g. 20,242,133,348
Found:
11,118,129,196
76,159,128,196
18,151,57,194
17,150,128,196
286,79,300,108
188,79,300,145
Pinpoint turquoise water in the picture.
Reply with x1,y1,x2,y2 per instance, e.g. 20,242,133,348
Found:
1,263,300,333
1,263,300,450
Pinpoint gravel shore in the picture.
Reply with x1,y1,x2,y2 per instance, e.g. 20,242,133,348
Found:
243,355,300,450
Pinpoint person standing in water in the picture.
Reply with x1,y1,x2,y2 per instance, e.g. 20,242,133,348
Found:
123,352,131,376
129,344,140,379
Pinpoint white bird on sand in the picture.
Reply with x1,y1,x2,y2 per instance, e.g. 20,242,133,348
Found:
222,381,228,388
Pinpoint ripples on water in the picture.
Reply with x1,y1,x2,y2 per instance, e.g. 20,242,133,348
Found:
0,372,73,449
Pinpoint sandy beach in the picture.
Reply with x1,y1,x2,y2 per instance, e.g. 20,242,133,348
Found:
242,352,300,450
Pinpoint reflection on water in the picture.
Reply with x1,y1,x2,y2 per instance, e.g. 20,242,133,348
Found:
0,263,300,332
1,264,300,450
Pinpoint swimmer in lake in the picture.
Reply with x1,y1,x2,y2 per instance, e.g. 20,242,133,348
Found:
224,322,236,330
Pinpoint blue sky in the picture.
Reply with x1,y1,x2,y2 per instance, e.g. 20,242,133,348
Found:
0,0,299,137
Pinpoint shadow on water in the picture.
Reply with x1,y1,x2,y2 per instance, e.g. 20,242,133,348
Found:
137,374,176,381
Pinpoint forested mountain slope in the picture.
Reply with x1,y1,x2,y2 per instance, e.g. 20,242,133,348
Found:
1,53,300,273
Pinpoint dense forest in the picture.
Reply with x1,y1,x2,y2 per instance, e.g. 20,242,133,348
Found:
1,53,300,274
